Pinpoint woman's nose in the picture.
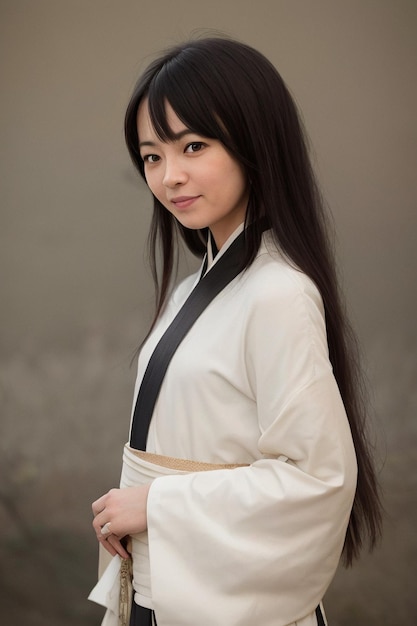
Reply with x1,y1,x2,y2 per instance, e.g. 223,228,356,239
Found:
162,159,187,188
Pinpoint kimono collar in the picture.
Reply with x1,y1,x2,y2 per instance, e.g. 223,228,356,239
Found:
205,223,245,274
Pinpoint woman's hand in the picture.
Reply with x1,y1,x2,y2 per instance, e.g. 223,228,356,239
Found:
92,484,151,559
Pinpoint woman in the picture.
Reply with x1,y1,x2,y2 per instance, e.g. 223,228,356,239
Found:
90,37,381,626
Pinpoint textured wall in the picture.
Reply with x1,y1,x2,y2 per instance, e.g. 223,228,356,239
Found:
1,1,416,624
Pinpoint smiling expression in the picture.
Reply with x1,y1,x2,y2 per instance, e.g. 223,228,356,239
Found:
137,101,250,249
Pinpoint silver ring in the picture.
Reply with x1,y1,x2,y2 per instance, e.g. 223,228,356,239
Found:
101,522,112,536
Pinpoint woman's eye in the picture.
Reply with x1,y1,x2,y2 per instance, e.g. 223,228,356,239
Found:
143,154,160,164
185,142,205,153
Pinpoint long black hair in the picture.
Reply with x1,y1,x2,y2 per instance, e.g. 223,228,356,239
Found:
124,36,382,565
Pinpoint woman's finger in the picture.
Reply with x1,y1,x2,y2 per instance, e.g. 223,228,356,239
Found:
92,511,107,537
99,535,118,557
107,535,130,560
92,493,107,516
99,533,130,560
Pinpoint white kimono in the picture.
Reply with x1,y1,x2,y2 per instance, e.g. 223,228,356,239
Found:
91,225,357,625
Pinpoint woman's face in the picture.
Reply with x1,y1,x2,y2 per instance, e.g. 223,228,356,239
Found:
137,100,249,249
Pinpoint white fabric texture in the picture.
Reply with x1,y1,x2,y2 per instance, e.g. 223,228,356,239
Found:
91,226,356,625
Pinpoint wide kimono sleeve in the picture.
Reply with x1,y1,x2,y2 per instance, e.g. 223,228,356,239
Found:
146,261,357,626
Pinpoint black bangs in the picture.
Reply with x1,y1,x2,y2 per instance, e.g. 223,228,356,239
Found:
145,51,231,146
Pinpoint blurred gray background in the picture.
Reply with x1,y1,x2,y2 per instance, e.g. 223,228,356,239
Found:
1,1,416,624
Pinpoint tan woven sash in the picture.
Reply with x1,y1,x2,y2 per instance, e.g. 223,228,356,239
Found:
130,449,248,472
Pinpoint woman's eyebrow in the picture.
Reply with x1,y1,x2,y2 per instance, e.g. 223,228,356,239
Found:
139,129,196,148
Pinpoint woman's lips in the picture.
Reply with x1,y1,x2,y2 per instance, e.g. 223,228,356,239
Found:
170,195,200,209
